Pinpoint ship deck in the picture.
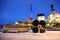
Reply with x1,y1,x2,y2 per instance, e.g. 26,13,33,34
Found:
0,30,60,40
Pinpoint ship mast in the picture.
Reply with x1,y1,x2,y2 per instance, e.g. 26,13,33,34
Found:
50,0,55,12
29,4,33,20
23,4,33,23
51,4,54,11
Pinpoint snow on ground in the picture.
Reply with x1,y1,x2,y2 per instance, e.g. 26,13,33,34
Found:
0,30,60,40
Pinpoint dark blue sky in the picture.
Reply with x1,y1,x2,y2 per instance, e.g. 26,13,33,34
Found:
0,0,60,25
